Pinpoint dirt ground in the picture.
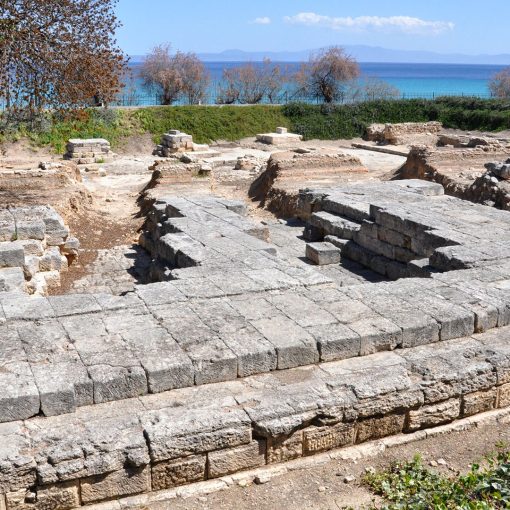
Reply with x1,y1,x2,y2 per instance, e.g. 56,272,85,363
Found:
144,421,510,510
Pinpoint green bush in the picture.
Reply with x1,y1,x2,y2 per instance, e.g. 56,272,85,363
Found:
362,450,510,509
2,97,510,153
130,105,289,144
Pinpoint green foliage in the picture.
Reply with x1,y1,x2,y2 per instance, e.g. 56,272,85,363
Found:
2,97,510,153
363,450,510,509
283,97,510,140
130,105,288,144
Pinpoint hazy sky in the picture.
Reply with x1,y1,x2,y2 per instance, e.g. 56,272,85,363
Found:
116,0,509,56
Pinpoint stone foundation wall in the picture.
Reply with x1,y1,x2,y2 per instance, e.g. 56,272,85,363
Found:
154,130,210,157
365,122,442,146
1,329,510,509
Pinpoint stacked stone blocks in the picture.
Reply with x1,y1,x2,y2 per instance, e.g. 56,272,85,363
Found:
64,139,112,165
0,206,79,295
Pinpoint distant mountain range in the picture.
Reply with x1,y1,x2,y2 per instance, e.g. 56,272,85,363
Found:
130,45,510,65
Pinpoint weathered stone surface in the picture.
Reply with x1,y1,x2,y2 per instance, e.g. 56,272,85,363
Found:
462,389,497,417
408,399,461,431
142,405,251,462
0,242,25,269
267,432,303,464
151,455,206,490
356,413,406,443
250,315,319,369
80,467,150,504
303,422,355,455
0,362,40,423
208,441,266,477
6,482,79,510
306,242,341,266
0,422,35,493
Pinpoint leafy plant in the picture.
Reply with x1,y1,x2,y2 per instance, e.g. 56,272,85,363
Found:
362,449,510,509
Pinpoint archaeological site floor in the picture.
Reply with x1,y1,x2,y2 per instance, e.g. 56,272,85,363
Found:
2,134,510,509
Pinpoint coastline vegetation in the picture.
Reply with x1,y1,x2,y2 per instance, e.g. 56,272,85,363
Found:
2,97,510,153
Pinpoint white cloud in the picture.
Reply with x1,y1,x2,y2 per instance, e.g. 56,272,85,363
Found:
283,13,454,35
253,16,271,25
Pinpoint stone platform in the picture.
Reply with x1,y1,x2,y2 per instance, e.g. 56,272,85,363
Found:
3,180,510,507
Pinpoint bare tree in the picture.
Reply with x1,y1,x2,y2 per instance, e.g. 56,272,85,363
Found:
140,45,209,105
361,78,401,101
489,68,510,99
140,44,182,105
216,59,284,104
176,52,209,105
0,0,127,122
296,47,360,103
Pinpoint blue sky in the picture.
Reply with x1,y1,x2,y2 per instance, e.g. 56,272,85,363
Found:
116,0,509,56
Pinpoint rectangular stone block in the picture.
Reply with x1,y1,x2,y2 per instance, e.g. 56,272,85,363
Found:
0,362,40,423
139,348,194,393
356,414,406,443
250,315,319,370
303,422,355,455
184,339,238,385
306,242,341,266
151,455,206,490
498,383,510,409
0,242,25,268
88,365,148,404
407,399,461,431
30,361,93,416
6,482,79,510
208,441,266,478
308,323,360,362
221,328,277,378
267,431,303,464
80,466,150,504
349,316,402,356
142,406,252,462
462,389,497,417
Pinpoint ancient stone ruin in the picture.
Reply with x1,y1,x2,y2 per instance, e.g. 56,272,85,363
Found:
0,206,79,295
365,121,443,146
3,178,510,508
153,130,210,157
64,139,113,165
397,139,510,209
250,149,368,216
256,127,303,145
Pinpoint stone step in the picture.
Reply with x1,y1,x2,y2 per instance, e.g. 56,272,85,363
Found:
321,197,371,223
1,328,509,508
324,235,349,250
309,211,362,240
2,261,510,424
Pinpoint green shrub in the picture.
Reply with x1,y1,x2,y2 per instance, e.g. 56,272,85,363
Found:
130,105,289,144
2,97,510,153
362,449,510,509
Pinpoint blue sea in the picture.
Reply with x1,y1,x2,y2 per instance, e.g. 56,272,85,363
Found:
121,62,506,105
